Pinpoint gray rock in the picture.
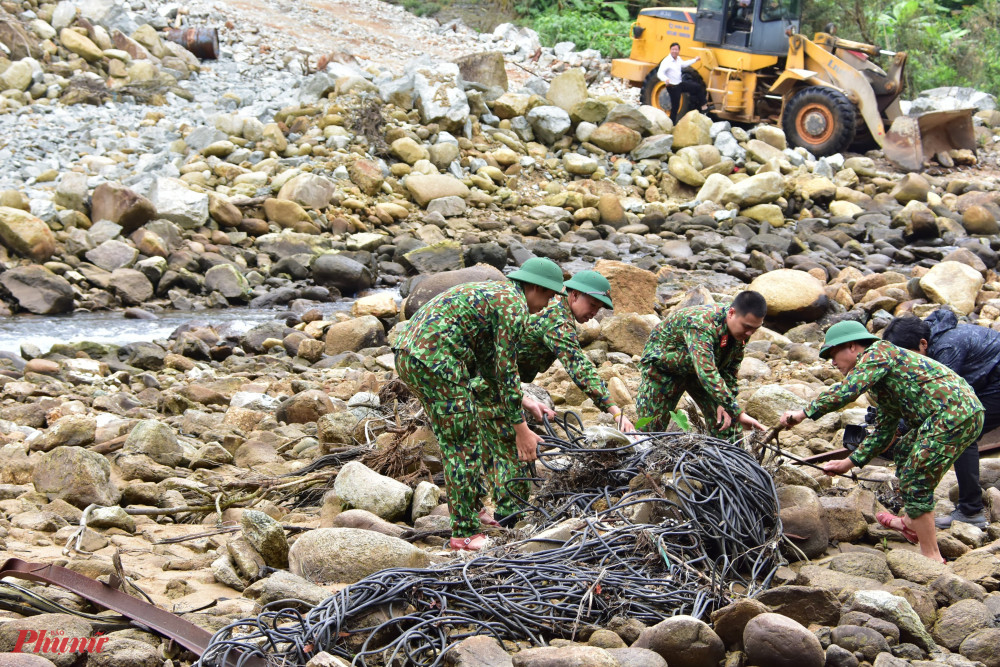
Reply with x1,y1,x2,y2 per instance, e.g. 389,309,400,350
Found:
85,638,160,667
243,570,333,609
414,62,470,130
512,646,617,667
445,635,513,667
331,509,407,537
34,446,120,508
87,506,135,532
755,585,840,626
403,240,464,273
426,196,467,218
959,628,1000,667
333,461,412,521
76,0,137,35
743,613,825,667
312,253,375,296
909,87,997,114
845,590,936,652
526,105,572,144
631,135,673,160
109,268,154,306
776,485,828,559
632,615,725,667
241,509,289,568
288,527,430,584
0,265,73,314
211,554,244,590
122,420,183,467
411,481,441,520
205,264,252,300
932,598,992,651
401,265,505,318
830,625,891,662
53,172,88,212
149,177,209,229
606,648,667,667
278,173,338,210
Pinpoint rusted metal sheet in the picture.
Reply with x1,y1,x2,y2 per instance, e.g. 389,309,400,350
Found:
164,27,220,60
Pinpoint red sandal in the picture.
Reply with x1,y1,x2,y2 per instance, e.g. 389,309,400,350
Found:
449,534,489,551
876,511,919,544
478,508,501,527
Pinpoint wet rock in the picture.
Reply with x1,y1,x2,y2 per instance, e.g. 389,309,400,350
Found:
241,509,289,568
313,253,375,296
749,269,828,324
743,613,824,667
918,260,984,315
0,206,56,262
123,420,182,467
333,461,412,521
404,240,465,273
632,615,725,667
288,527,430,583
830,625,890,662
34,446,119,509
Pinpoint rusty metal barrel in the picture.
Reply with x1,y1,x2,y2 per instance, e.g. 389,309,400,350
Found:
164,27,219,60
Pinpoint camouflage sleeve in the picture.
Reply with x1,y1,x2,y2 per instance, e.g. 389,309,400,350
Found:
805,352,889,419
849,402,901,468
720,349,742,398
495,292,527,425
547,318,612,410
682,326,739,415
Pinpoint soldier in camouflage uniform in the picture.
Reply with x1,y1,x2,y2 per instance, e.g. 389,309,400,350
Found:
392,257,565,551
476,271,635,522
637,291,768,440
781,320,984,563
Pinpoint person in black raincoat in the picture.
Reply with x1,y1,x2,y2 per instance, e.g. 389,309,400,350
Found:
883,309,1000,528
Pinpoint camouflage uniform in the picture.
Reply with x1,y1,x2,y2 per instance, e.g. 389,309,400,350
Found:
805,340,984,518
393,280,529,537
637,304,744,441
477,297,613,517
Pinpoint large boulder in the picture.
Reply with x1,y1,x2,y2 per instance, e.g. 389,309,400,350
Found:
402,264,505,319
919,260,984,316
33,447,121,508
288,528,430,583
594,260,657,315
672,111,713,149
241,510,289,568
546,68,588,112
0,614,94,667
745,385,808,425
588,122,641,154
843,590,935,652
413,62,470,130
743,613,825,667
526,105,572,144
403,240,465,274
0,206,56,261
748,269,828,325
333,461,413,521
0,265,74,314
205,264,252,300
325,316,386,355
454,51,508,91
600,313,659,357
778,485,828,559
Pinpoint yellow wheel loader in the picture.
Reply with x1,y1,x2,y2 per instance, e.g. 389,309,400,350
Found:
610,1,976,170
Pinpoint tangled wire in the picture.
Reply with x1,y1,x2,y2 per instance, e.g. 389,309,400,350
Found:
197,417,782,667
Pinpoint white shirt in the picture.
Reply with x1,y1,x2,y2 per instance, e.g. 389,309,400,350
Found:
656,55,698,85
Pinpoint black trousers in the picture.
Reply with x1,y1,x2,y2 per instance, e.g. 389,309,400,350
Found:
955,391,1000,514
667,80,704,122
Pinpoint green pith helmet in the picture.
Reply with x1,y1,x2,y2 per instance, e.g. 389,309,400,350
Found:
563,270,613,309
508,257,566,294
819,320,880,359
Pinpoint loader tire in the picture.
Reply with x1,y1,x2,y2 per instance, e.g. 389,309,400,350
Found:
783,87,856,156
641,69,671,114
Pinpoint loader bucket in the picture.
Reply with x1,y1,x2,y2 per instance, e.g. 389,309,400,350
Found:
882,109,977,172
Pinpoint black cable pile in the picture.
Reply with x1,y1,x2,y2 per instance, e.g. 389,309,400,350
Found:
197,418,782,667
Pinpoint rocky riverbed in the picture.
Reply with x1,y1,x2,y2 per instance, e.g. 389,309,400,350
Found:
3,0,1000,666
